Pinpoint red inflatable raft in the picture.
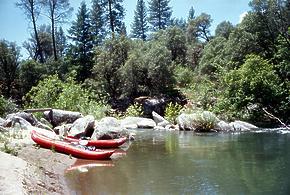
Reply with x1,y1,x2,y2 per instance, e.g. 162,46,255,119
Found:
64,136,127,148
31,130,115,160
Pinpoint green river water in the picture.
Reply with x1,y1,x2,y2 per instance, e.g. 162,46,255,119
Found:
65,129,290,195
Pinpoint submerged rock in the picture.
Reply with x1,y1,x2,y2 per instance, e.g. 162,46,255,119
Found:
229,120,258,131
215,120,234,132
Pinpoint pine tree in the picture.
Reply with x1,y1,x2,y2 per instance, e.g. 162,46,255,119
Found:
102,0,125,36
56,27,66,57
16,0,44,63
68,1,94,81
41,0,73,61
188,6,195,21
148,0,172,31
131,0,148,40
90,0,106,45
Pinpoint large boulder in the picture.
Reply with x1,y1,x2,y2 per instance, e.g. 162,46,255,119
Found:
3,116,32,129
43,109,83,127
135,97,166,117
0,117,5,125
5,112,52,131
215,120,234,132
68,115,95,137
7,112,39,126
91,117,126,140
229,120,258,131
176,113,195,131
121,117,156,129
95,117,120,131
152,111,170,127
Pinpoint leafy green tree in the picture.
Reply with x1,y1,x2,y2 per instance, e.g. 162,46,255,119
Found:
41,0,73,61
144,41,175,94
16,0,44,63
215,21,234,39
119,40,175,98
18,60,45,96
274,35,290,83
0,40,21,98
165,26,187,64
102,0,125,35
241,0,290,58
199,36,227,75
23,24,54,62
216,54,284,121
91,36,130,99
131,0,148,40
187,13,212,42
148,0,172,31
25,73,109,119
186,43,203,69
173,65,195,88
119,41,150,97
90,0,106,45
223,28,262,70
68,1,94,81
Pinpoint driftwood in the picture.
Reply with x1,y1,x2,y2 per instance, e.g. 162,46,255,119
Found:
262,108,290,130
24,108,55,128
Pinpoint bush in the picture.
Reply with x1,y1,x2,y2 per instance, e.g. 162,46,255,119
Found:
181,76,218,111
214,54,284,121
125,103,144,117
165,102,183,123
25,72,109,120
192,111,219,131
0,95,18,117
174,65,195,88
178,110,219,131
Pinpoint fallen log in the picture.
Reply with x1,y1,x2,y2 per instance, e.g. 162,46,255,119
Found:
262,108,290,130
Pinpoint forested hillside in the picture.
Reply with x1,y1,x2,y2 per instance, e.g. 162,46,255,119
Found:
0,0,289,125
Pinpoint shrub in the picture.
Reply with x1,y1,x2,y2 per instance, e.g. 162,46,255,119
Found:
192,111,219,131
165,102,183,123
214,54,284,121
174,65,195,88
0,95,18,117
178,110,219,132
125,103,144,117
25,73,109,120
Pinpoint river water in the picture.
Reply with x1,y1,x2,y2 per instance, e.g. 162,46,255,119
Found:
65,129,290,194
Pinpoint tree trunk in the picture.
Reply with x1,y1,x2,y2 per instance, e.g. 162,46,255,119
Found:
51,16,58,61
108,0,115,35
31,4,44,63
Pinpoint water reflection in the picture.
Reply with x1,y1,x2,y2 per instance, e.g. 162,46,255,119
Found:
65,131,290,194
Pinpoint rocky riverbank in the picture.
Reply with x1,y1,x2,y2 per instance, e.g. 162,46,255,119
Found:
0,108,259,194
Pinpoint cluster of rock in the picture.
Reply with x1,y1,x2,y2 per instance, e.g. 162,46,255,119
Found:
0,109,258,141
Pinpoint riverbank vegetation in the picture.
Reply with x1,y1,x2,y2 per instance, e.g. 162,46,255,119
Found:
0,0,289,126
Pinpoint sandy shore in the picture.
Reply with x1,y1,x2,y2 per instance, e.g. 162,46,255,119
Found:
0,141,75,194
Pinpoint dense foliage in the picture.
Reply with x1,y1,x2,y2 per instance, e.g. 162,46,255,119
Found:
0,0,289,126
25,73,109,119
